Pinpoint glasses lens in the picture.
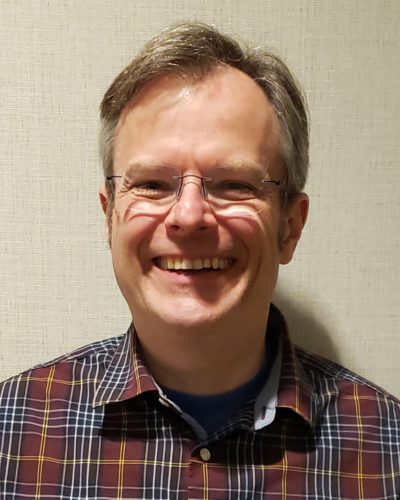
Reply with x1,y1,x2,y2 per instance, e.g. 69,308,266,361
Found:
117,167,178,215
118,168,281,217
207,199,263,218
128,198,175,215
205,171,279,218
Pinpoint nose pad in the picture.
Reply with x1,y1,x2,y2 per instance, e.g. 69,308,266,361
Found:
165,176,216,233
176,181,206,202
172,181,208,214
174,174,209,200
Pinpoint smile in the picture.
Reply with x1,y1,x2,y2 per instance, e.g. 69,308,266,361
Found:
155,257,234,271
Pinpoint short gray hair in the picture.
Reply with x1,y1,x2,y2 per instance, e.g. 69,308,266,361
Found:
99,21,309,195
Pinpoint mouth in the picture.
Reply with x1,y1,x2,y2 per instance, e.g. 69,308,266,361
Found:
154,256,234,271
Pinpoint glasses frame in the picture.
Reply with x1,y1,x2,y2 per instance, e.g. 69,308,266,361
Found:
105,173,287,217
106,174,283,198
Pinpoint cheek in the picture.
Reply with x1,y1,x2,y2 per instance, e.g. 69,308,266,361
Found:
224,210,280,249
111,207,159,262
220,214,281,274
259,203,283,247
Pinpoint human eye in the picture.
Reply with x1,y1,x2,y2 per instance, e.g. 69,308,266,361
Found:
214,179,259,200
122,176,172,199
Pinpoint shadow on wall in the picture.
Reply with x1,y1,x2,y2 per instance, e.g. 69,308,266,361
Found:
273,292,340,365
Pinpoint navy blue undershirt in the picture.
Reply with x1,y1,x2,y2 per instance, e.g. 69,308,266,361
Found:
162,330,278,435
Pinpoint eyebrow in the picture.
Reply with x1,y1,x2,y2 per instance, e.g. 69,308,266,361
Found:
120,160,269,177
121,162,177,176
214,160,268,173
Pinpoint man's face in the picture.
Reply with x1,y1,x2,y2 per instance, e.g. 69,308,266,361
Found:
100,67,307,331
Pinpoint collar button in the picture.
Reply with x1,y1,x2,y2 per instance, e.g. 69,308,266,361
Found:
199,447,211,462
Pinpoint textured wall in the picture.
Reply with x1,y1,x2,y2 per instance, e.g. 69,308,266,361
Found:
1,0,399,396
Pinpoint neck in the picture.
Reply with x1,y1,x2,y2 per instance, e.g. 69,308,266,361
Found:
133,308,270,396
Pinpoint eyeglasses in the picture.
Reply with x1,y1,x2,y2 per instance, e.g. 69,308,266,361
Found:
106,167,286,218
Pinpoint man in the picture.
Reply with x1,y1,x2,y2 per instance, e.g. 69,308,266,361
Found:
0,22,399,499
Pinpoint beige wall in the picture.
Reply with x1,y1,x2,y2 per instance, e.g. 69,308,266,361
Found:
1,0,399,396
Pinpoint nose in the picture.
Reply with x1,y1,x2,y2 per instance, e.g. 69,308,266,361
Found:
164,176,218,235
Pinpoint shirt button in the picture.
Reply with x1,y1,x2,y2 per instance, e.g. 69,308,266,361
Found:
200,448,211,462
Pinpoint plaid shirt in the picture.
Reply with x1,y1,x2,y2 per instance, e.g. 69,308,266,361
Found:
1,306,399,499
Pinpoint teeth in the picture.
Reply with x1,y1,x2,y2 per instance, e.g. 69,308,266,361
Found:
193,259,203,270
158,257,231,271
181,258,191,270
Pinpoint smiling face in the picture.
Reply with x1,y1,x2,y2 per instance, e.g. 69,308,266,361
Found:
100,66,308,334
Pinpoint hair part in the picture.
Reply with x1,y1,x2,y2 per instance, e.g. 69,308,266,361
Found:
99,21,309,202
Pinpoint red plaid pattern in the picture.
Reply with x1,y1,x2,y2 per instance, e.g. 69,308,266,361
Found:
1,306,399,499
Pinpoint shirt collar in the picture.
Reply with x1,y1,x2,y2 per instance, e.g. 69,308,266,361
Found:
272,305,318,427
92,325,157,407
93,305,318,430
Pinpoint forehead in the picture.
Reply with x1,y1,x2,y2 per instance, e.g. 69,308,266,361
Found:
118,66,277,126
114,66,282,174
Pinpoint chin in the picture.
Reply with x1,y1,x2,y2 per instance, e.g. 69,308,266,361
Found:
123,274,250,331
164,300,222,327
141,294,234,332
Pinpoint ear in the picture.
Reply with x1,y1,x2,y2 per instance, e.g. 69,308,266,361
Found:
99,185,111,242
279,193,309,265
